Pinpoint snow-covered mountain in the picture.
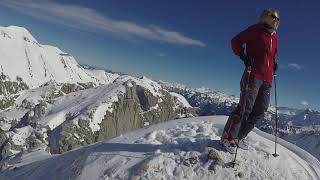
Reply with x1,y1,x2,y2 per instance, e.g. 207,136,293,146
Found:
157,80,239,116
0,25,123,111
289,108,320,126
277,106,303,116
0,26,112,88
0,25,196,162
1,116,320,180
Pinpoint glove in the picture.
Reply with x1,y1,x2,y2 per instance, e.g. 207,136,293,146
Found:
239,53,253,68
274,61,278,72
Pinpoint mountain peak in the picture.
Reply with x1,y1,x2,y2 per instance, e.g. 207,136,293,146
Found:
1,25,37,43
5,25,30,33
304,108,319,114
306,108,313,113
0,25,106,88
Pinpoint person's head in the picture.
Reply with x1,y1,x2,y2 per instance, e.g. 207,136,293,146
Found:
259,8,280,30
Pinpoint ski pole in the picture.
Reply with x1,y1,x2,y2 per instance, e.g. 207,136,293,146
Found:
232,66,252,168
272,73,279,157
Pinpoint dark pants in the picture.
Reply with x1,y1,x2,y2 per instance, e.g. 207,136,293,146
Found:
222,73,271,140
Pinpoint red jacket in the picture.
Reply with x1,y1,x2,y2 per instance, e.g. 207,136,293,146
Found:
231,23,278,84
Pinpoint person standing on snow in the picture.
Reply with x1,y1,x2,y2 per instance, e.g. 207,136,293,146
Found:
221,8,280,154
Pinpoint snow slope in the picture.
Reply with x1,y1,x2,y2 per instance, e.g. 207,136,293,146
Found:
169,92,192,109
0,25,118,88
38,81,126,131
2,116,320,180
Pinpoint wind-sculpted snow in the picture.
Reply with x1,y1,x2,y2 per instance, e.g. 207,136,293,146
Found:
1,116,319,180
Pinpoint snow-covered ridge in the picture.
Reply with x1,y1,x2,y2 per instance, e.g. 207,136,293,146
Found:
1,26,37,43
116,75,164,97
158,79,311,116
169,92,192,109
290,108,320,126
158,80,238,103
39,81,126,131
1,116,320,180
37,75,191,132
0,72,195,157
0,25,118,88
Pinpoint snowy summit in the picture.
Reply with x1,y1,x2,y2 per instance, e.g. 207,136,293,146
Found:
1,116,320,180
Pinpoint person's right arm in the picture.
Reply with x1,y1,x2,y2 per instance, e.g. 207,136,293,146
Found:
231,26,254,66
231,26,254,56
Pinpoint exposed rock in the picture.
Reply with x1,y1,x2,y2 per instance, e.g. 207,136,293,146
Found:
49,82,197,154
0,74,29,110
60,82,94,95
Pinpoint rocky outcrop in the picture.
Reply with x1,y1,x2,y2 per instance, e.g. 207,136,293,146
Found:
0,73,29,110
0,80,109,159
0,78,197,159
50,81,197,153
60,82,95,95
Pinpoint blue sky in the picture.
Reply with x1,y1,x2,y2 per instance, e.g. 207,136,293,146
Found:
0,0,319,110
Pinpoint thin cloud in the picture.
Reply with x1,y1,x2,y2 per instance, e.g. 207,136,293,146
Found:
0,0,206,47
288,63,303,70
157,53,166,57
301,101,309,106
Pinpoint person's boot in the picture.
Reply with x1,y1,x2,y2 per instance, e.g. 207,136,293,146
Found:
221,138,237,154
